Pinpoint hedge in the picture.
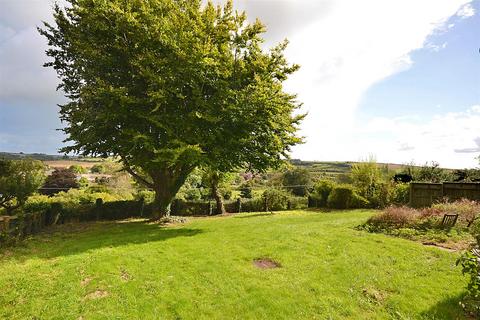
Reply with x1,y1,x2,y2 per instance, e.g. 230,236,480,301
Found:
1,196,308,245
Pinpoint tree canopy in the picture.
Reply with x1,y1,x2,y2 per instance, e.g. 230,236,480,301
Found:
40,0,304,218
0,159,45,215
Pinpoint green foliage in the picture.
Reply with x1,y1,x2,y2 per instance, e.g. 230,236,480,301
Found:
457,249,480,316
78,177,89,189
69,164,87,174
176,169,206,201
134,190,155,203
350,157,393,208
392,183,410,205
452,168,480,182
42,168,79,196
282,167,311,196
457,218,480,316
90,164,106,174
327,185,368,209
263,188,291,211
350,158,382,197
240,182,254,199
40,0,304,217
313,179,336,207
0,159,46,215
415,161,452,183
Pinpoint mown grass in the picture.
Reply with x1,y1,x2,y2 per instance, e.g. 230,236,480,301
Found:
0,210,468,319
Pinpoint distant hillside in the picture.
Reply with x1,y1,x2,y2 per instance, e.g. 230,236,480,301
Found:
0,152,66,161
289,159,415,181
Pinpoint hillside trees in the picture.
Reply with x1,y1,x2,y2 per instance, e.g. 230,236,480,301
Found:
282,167,312,196
40,0,303,219
0,159,45,215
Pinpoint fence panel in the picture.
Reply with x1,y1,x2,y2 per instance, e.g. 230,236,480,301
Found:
410,182,480,207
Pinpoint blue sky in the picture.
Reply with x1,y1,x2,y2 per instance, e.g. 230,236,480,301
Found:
360,5,479,119
0,0,479,168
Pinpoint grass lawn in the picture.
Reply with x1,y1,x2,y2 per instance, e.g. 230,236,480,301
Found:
0,210,468,319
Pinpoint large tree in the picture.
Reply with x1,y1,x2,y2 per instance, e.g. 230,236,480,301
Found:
40,0,304,219
0,159,46,215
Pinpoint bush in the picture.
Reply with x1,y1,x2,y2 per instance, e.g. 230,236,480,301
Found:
367,182,394,208
313,180,336,207
457,219,480,316
240,183,253,199
282,168,311,196
433,198,480,228
69,164,87,174
90,164,106,174
42,168,79,196
327,185,368,209
365,206,421,230
350,192,370,208
263,188,290,211
392,183,410,205
240,197,263,212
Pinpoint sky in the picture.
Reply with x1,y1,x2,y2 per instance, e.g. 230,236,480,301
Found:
0,0,479,168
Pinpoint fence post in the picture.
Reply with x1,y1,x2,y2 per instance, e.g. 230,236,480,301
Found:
236,198,242,213
139,197,145,217
264,196,268,212
209,201,213,216
95,198,103,221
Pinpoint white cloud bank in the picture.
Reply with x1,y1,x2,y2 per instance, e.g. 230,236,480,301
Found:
234,0,476,168
0,0,477,167
355,105,480,168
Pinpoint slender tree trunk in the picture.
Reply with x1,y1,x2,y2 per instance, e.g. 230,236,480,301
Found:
211,178,226,215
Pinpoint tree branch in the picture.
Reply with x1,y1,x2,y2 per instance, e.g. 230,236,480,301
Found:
123,165,154,189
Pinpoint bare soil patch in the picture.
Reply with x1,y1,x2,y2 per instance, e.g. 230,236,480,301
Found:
84,290,108,300
253,258,281,269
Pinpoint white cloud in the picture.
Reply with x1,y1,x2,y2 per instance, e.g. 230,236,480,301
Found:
251,0,475,167
354,105,480,168
0,0,476,164
0,0,62,104
457,3,475,18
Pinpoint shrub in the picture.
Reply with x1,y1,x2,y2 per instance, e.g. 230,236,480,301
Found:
457,219,480,316
240,183,253,199
350,192,370,208
313,180,336,207
263,188,291,211
392,183,410,205
433,198,480,228
0,159,46,215
327,185,368,209
69,164,87,174
42,168,79,196
134,190,155,203
282,168,311,196
90,164,106,174
369,182,395,208
365,206,420,230
240,197,264,212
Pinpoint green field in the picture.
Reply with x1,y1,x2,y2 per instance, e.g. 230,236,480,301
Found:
0,210,467,319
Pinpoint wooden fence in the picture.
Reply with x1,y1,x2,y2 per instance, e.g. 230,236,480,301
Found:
410,182,480,207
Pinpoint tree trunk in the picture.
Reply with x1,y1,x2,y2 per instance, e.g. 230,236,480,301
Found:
150,166,192,221
211,178,226,215
152,188,173,220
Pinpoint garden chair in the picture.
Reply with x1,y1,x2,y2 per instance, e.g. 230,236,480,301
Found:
441,213,458,228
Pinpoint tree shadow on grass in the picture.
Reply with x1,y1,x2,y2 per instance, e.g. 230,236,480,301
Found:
420,293,470,319
3,220,203,261
235,213,275,219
